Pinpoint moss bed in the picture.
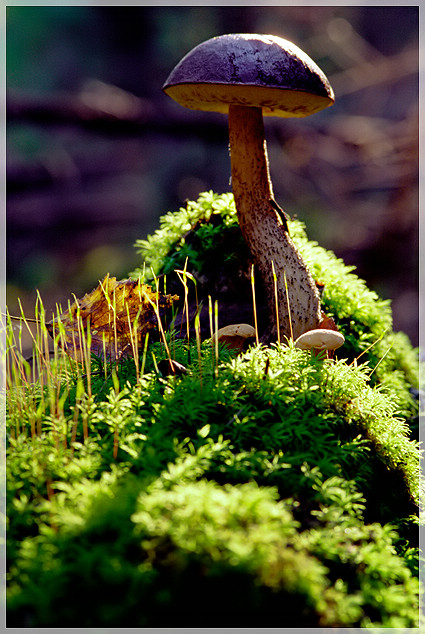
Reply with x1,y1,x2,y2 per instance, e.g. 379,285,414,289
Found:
6,192,421,627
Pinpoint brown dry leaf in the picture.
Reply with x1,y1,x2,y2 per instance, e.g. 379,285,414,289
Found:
48,275,178,361
319,312,339,332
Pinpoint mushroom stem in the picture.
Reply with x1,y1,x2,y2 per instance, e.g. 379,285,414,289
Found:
228,104,322,341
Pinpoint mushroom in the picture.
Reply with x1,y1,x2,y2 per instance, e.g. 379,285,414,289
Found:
163,33,334,342
212,323,256,352
294,328,345,357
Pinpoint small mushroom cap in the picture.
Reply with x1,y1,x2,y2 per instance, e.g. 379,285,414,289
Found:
212,323,256,352
294,328,345,351
163,33,334,117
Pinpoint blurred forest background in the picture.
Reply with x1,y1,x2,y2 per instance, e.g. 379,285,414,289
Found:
6,6,419,346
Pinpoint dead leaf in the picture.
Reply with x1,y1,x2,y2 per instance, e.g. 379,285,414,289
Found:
48,275,178,361
319,312,339,332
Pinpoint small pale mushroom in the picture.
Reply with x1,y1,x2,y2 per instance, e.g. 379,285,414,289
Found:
294,328,345,357
163,33,334,342
212,323,256,352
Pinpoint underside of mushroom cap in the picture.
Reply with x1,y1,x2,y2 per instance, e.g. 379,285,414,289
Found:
163,33,334,117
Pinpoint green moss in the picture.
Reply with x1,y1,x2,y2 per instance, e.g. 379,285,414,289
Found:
7,342,421,627
6,192,421,628
132,191,419,419
132,191,238,279
6,422,419,626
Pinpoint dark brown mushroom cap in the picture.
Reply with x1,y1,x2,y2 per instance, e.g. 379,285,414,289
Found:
163,33,334,117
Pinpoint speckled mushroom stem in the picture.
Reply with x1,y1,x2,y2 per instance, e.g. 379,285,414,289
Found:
228,104,322,341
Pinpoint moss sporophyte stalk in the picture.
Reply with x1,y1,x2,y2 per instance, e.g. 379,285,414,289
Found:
5,188,421,628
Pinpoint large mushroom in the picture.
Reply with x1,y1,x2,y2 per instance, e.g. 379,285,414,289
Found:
163,33,335,342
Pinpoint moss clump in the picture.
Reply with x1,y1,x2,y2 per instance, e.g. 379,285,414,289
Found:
132,190,419,423
6,341,420,627
7,192,421,628
7,463,418,628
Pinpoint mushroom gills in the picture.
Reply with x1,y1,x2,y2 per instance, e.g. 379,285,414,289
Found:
164,83,333,117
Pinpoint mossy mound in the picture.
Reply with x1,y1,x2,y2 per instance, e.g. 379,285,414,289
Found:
6,342,420,627
132,190,419,425
7,192,421,627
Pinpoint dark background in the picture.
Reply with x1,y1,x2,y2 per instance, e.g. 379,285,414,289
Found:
6,6,419,345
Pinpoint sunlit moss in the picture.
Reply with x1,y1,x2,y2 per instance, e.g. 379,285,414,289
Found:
5,191,421,628
133,191,419,417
